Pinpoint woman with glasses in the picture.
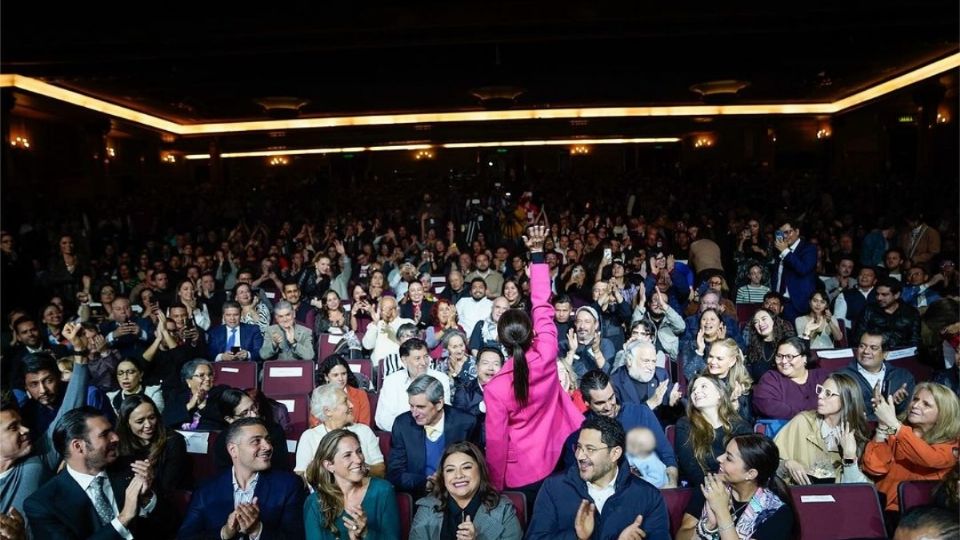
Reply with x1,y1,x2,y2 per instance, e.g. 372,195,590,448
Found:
208,387,291,471
744,309,796,380
116,394,189,493
752,337,829,420
304,429,399,540
162,359,216,430
863,382,960,512
106,357,164,416
773,372,871,485
410,441,522,540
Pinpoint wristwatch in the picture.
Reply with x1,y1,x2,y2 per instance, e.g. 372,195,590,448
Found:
842,457,857,466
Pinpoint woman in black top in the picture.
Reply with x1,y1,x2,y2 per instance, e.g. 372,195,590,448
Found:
116,394,189,493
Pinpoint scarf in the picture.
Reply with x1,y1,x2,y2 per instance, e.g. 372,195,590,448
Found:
697,486,784,539
440,494,484,540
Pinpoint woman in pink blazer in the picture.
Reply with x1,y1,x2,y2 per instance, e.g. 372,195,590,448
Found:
485,225,585,494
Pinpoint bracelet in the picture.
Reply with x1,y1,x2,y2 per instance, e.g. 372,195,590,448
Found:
718,521,736,532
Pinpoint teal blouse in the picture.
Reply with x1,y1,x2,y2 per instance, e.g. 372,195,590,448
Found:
304,477,400,540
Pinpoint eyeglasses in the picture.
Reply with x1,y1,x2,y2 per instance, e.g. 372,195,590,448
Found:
192,373,214,380
116,369,139,377
815,385,840,399
774,353,803,362
572,443,612,457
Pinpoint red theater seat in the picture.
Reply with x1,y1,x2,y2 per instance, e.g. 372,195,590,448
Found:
396,492,413,540
262,361,316,398
898,480,938,515
503,491,527,530
661,487,693,538
787,483,886,540
213,361,257,390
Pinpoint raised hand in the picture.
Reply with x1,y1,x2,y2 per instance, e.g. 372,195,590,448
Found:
523,225,547,253
668,382,683,407
574,500,596,540
617,514,646,540
567,328,579,351
891,383,910,405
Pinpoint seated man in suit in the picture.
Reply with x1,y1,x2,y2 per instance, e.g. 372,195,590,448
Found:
179,417,306,539
387,374,476,498
100,297,154,361
24,406,160,539
259,301,314,361
451,346,504,447
207,301,263,362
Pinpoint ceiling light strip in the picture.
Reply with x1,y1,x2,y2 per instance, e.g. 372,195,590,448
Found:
1,53,957,134
182,137,681,160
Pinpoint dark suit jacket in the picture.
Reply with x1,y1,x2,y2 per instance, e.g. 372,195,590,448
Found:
100,317,154,360
773,239,818,318
25,467,164,540
206,323,263,362
178,468,306,540
387,407,476,496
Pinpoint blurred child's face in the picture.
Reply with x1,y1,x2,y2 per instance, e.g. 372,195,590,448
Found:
59,367,72,383
626,428,656,457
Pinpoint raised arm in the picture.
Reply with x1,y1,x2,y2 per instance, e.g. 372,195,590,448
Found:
526,226,557,361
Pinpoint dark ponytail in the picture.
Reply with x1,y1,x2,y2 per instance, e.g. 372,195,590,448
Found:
498,309,533,406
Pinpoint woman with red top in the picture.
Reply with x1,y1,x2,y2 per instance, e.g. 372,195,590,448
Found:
863,382,960,513
424,298,464,360
484,226,584,499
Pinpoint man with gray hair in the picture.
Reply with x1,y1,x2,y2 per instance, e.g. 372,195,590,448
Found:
259,300,314,361
293,383,384,476
361,295,414,371
611,341,681,413
386,374,476,497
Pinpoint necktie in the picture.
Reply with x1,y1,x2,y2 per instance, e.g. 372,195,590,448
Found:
227,327,238,352
425,425,441,442
90,476,114,525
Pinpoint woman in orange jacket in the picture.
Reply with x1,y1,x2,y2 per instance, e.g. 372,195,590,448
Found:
863,382,960,512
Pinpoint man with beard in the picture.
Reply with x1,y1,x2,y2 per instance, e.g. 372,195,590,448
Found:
454,278,493,336
25,406,160,539
611,342,681,414
0,350,90,521
854,277,921,348
560,307,616,378
6,317,68,390
19,349,113,437
631,288,686,360
526,415,670,540
560,370,678,487
179,417,306,539
465,252,504,297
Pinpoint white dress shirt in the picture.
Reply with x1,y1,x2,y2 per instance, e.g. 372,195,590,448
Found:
777,238,802,299
66,465,156,540
455,297,493,337
586,470,618,514
374,368,451,432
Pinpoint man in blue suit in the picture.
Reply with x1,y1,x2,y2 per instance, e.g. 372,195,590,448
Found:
387,374,476,498
178,417,306,539
772,220,817,323
206,301,263,362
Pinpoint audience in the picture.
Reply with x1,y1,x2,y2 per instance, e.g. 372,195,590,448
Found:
2,179,958,540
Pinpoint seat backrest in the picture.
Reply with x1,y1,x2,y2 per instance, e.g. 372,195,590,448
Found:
396,492,413,540
378,431,391,462
317,333,342,361
887,347,931,382
213,361,258,390
368,391,379,426
272,394,309,440
898,480,938,515
168,489,192,517
811,348,855,373
788,483,886,539
736,303,761,325
502,491,527,530
347,358,374,382
665,424,676,448
262,361,316,398
661,488,693,538
180,430,220,485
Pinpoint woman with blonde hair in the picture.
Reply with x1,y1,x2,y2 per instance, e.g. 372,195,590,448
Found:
703,338,754,422
304,429,399,540
864,382,960,512
774,372,871,485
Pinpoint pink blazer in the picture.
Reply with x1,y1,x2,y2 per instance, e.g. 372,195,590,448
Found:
484,262,584,490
